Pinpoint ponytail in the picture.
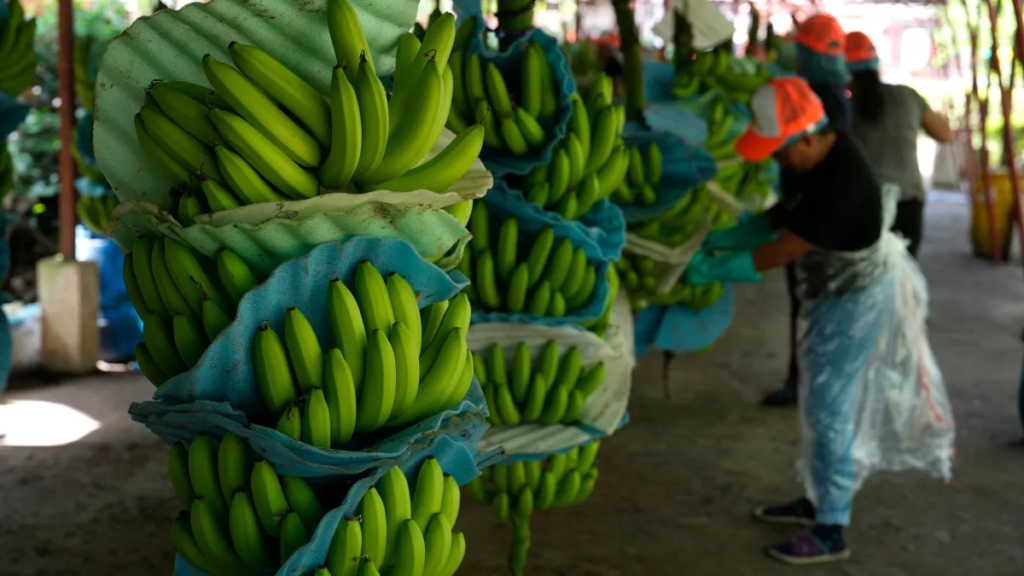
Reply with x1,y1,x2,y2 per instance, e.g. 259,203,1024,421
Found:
851,70,884,123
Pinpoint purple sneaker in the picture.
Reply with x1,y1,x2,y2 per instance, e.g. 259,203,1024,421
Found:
767,532,851,565
752,497,816,526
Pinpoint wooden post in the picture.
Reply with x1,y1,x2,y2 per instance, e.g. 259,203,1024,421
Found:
983,0,1023,267
57,0,77,259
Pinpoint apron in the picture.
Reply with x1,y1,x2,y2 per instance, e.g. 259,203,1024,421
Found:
791,186,955,526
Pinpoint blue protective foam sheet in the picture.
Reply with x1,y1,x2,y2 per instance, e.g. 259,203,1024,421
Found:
616,125,718,224
633,283,735,355
485,180,626,262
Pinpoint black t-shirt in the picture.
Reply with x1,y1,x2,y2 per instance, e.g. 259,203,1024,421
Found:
809,82,851,132
778,131,882,252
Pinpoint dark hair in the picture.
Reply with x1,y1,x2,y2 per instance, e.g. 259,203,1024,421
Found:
851,70,884,123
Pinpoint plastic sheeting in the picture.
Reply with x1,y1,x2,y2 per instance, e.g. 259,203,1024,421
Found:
0,213,16,394
485,180,626,262
796,234,954,523
475,292,635,458
633,283,735,356
93,0,421,204
172,436,490,576
618,125,718,224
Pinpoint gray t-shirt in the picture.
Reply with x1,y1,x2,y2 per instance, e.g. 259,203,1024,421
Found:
850,84,931,201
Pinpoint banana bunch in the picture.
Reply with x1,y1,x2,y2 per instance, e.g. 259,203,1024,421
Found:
134,0,483,215
168,433,327,575
631,186,719,247
445,38,558,156
474,341,605,427
324,458,466,576
672,46,773,105
609,142,663,206
702,98,747,162
460,202,599,317
614,256,725,311
578,263,619,340
76,195,119,236
252,262,475,446
124,237,262,385
0,145,14,203
465,441,601,517
0,0,37,97
510,73,629,220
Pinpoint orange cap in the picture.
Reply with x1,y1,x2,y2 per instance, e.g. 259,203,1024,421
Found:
734,77,826,162
795,14,845,56
845,31,877,63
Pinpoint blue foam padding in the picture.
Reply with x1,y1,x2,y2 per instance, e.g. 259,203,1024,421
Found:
148,237,467,412
173,435,488,576
0,92,29,140
642,60,677,104
616,125,718,224
633,283,735,355
486,179,626,262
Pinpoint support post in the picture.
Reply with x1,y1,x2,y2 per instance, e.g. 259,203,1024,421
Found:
611,0,645,122
57,0,77,259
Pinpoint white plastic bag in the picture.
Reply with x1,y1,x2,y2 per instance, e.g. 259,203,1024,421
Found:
473,292,636,456
796,233,955,518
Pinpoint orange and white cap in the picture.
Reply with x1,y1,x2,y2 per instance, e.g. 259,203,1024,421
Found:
845,31,879,71
734,77,827,162
795,14,845,56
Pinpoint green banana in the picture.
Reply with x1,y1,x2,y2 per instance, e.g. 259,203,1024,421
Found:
168,443,196,509
209,109,318,200
139,103,224,183
327,515,363,576
151,238,194,320
302,387,332,449
228,491,273,572
202,55,321,168
132,236,169,317
276,401,302,440
323,348,358,446
355,262,395,337
361,123,483,194
327,0,374,79
135,343,169,385
201,179,242,211
215,249,258,306
213,143,291,204
173,314,208,369
251,460,289,538
378,465,412,569
352,56,390,181
143,312,187,377
360,487,388,567
328,279,367,395
388,322,420,423
320,64,362,190
423,513,453,576
355,329,397,432
201,295,232,342
188,434,229,520
282,476,324,535
191,497,247,570
284,306,324,393
439,473,460,526
278,511,309,564
228,42,331,147
411,457,444,532
252,321,299,416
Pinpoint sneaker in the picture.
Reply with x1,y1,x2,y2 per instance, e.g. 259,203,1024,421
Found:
760,382,798,407
766,532,851,565
753,497,816,526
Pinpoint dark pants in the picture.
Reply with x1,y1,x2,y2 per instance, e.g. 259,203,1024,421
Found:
892,199,924,258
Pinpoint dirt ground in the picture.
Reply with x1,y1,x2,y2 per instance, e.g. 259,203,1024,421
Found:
2,192,1023,576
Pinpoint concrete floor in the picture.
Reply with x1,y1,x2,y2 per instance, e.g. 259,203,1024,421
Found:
2,193,1023,575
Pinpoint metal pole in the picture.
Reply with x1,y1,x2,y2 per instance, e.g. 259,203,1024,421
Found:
57,0,77,259
983,0,1024,268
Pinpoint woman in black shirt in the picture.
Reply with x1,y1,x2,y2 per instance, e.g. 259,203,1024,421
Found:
686,76,952,565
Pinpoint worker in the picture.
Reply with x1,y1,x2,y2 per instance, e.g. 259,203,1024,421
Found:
685,76,954,565
846,31,954,257
758,13,852,408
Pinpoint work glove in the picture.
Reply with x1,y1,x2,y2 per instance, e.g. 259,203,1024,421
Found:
703,212,776,251
683,250,763,286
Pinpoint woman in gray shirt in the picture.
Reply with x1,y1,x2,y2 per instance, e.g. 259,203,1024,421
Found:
845,32,953,257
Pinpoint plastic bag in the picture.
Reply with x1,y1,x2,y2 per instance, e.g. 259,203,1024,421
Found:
797,235,954,519
485,180,626,262
172,435,486,576
619,125,718,224
93,0,421,204
633,283,735,356
75,225,143,361
474,292,636,458
108,190,477,277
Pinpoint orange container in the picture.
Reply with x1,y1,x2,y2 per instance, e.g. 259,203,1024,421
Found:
971,168,1019,260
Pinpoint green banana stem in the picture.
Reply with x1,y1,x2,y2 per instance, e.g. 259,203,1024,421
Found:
496,0,535,51
611,0,645,121
509,518,531,576
673,9,695,74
